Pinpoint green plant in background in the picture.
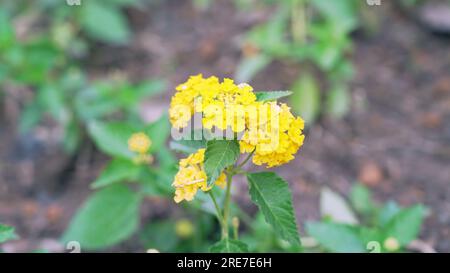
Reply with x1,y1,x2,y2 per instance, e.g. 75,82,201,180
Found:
2,0,142,46
235,0,361,124
0,8,166,153
0,224,18,246
304,184,427,253
61,115,178,249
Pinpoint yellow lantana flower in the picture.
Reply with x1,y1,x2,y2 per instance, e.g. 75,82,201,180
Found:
239,102,305,168
128,132,152,154
169,74,256,133
170,75,306,192
172,148,226,203
128,132,154,164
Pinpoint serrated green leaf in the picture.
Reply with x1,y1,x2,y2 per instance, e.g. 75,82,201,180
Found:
290,74,321,125
210,238,249,253
384,205,425,246
87,121,136,159
91,158,141,189
0,224,18,244
204,140,240,186
247,172,300,246
62,184,141,249
306,222,366,253
255,91,293,102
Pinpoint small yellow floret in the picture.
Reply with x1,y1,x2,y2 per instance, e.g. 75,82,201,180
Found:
128,132,152,154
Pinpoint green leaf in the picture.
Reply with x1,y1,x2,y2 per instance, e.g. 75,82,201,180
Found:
87,121,136,159
234,54,271,83
144,114,170,152
170,139,206,154
384,205,425,246
306,222,366,253
290,74,321,125
326,86,351,119
0,10,15,50
80,1,130,44
204,140,240,186
350,184,374,215
62,184,141,249
255,91,293,102
62,119,81,154
378,201,400,227
311,0,358,32
210,238,249,253
0,224,18,244
138,165,174,197
358,227,384,247
91,159,141,189
247,172,300,246
136,79,166,99
320,187,358,225
40,85,69,124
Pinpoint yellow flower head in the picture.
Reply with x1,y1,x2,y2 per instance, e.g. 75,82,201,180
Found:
239,102,305,168
172,148,226,203
170,75,306,175
128,132,152,154
175,219,195,239
169,74,256,132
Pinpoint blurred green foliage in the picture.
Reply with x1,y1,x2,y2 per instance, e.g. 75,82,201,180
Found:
0,1,166,153
0,224,18,245
305,184,427,253
235,0,362,124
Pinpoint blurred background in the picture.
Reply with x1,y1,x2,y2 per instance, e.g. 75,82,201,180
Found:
0,0,449,252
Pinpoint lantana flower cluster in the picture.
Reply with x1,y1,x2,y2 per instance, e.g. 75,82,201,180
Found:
128,132,153,164
172,148,226,203
169,74,305,202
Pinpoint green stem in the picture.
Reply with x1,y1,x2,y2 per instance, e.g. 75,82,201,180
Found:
222,171,234,239
291,0,306,44
237,149,255,169
208,191,225,232
233,225,239,240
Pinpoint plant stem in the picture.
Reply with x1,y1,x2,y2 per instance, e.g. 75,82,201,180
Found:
291,0,307,44
208,191,225,230
237,149,255,169
222,171,234,239
233,225,239,240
